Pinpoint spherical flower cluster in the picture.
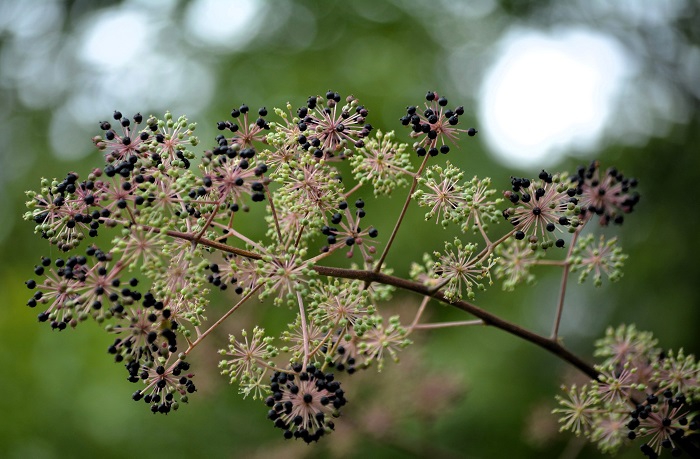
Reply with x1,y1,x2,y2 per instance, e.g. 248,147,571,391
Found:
414,161,466,226
555,325,700,456
571,161,639,226
432,238,495,301
319,198,379,264
357,315,411,371
219,327,279,400
93,111,152,163
107,292,180,364
294,91,372,158
493,237,542,291
503,171,579,249
24,172,110,251
200,148,269,206
400,90,477,155
25,247,138,329
461,175,503,233
265,365,346,443
144,112,199,168
216,103,270,149
350,129,413,197
570,234,627,286
131,359,195,414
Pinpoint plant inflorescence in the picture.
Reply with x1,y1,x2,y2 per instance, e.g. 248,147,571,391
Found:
23,90,697,454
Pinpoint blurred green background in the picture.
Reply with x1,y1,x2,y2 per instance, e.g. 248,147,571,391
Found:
1,1,699,458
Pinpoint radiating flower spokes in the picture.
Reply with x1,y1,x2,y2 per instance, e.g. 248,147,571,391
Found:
351,129,413,196
494,237,541,291
571,161,639,226
553,384,597,437
413,161,467,226
503,171,577,250
219,327,278,385
433,238,495,301
571,234,627,286
400,91,475,155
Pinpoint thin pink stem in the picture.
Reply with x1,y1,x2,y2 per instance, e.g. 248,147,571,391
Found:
550,230,581,340
410,320,484,330
264,182,283,243
184,284,262,355
372,153,431,273
297,291,310,368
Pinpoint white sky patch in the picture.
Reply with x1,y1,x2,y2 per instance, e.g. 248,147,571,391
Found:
184,0,266,51
479,28,631,167
79,10,151,70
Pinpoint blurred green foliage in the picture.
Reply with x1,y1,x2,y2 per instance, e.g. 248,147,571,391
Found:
1,1,699,458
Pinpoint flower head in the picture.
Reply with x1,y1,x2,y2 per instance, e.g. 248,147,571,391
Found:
93,111,151,162
350,130,413,197
571,161,639,226
413,161,466,226
494,237,541,291
553,384,596,436
319,199,379,265
295,91,371,159
571,234,627,286
265,364,346,443
400,91,476,156
130,358,195,414
217,103,270,149
503,171,578,249
433,238,495,301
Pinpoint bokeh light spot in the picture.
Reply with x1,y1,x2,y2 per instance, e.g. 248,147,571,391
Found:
479,28,630,167
184,0,265,50
80,10,151,69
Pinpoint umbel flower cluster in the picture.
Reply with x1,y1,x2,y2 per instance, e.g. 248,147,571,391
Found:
22,90,697,454
555,325,700,457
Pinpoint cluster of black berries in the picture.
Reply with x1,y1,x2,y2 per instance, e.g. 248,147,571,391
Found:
400,91,477,156
95,111,157,165
52,171,80,196
626,391,699,458
205,260,243,294
204,157,268,204
265,364,346,443
217,104,270,133
323,342,359,374
209,135,255,163
295,91,372,153
98,111,149,148
503,171,579,248
26,247,139,329
104,155,142,177
130,360,195,414
108,291,180,364
32,171,111,248
570,161,640,226
320,199,378,253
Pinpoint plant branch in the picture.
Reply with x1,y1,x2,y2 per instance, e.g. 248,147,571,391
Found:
311,265,599,380
141,220,598,380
